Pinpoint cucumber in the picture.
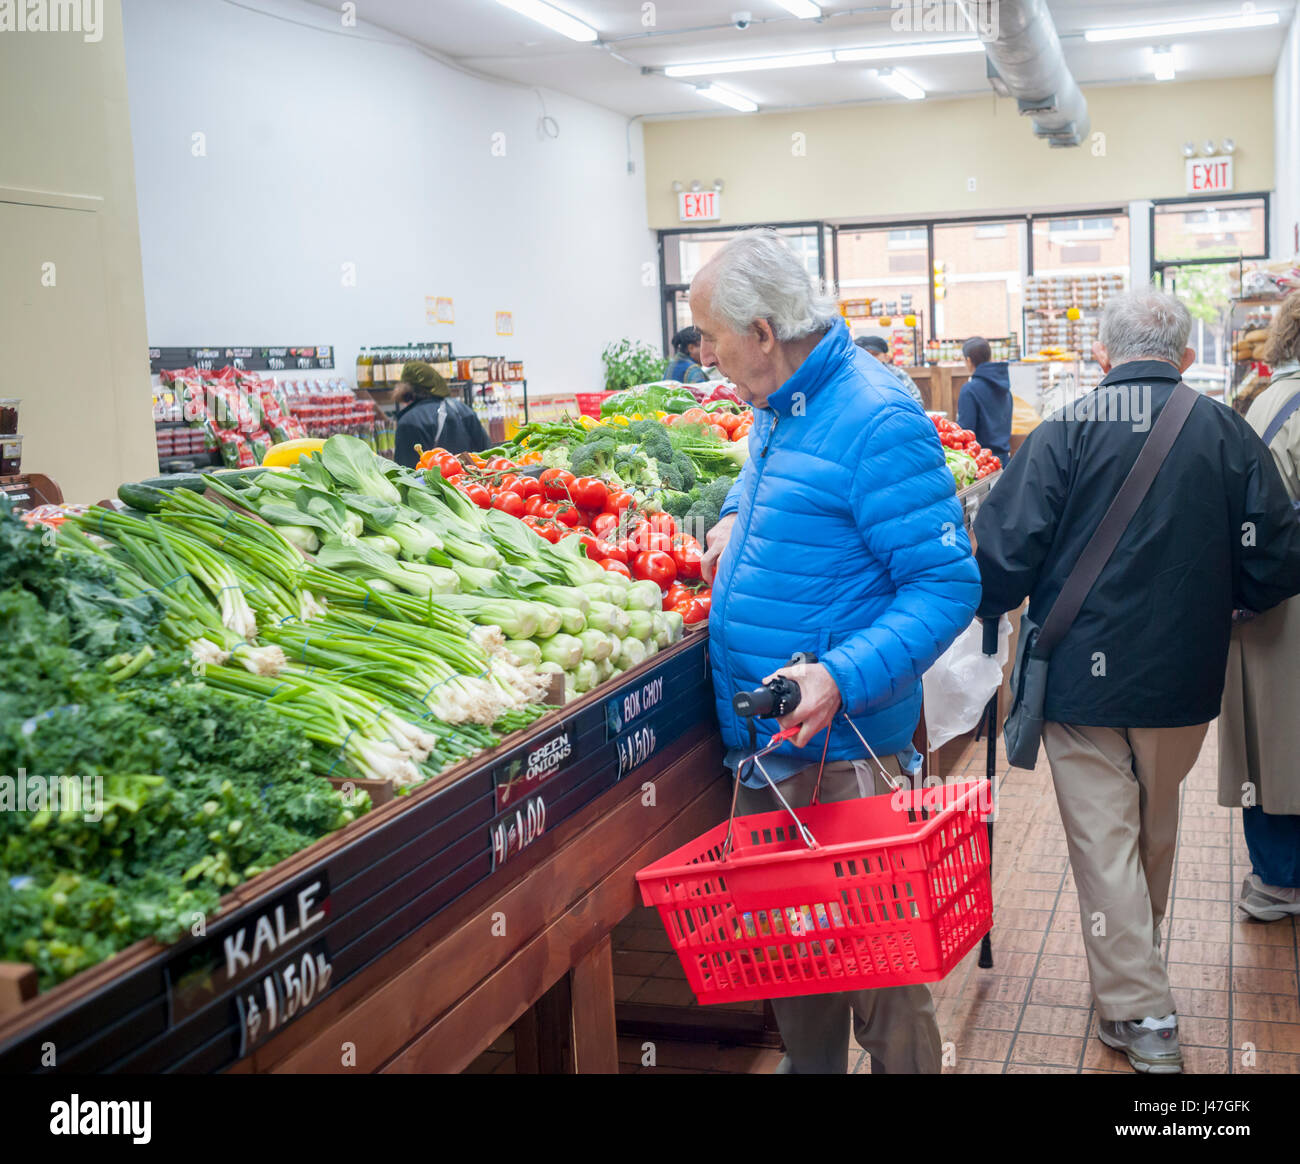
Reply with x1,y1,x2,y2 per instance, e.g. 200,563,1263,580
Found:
116,482,170,512
137,473,208,493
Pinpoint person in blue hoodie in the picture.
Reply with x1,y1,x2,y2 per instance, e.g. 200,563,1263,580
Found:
957,337,1012,463
692,229,981,1075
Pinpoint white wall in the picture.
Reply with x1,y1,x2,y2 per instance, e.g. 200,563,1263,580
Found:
1275,14,1300,258
120,0,661,394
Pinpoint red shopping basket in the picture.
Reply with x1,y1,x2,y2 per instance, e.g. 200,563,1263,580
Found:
636,723,992,1005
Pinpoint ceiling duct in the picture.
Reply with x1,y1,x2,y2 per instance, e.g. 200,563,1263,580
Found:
974,0,1090,148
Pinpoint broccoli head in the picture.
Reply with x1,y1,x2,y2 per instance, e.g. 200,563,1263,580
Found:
625,419,674,464
671,451,697,491
657,459,686,492
661,488,698,519
681,475,737,539
569,435,616,479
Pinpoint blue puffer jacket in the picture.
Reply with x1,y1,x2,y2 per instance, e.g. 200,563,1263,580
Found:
708,318,981,778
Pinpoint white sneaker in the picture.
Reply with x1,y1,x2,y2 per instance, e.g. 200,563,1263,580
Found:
1239,874,1300,922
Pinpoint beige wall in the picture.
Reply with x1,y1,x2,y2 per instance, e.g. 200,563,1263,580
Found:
643,75,1275,230
0,0,154,503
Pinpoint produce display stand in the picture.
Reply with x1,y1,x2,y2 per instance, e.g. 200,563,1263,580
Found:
907,365,973,417
0,635,725,1075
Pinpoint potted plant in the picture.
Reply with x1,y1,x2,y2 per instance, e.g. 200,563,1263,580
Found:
601,339,667,393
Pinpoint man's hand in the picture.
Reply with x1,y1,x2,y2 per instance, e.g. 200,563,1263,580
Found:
763,661,842,749
701,513,737,585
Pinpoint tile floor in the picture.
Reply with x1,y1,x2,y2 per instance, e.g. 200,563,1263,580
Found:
472,726,1300,1074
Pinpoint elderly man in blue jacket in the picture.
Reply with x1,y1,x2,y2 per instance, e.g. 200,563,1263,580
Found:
694,230,981,1075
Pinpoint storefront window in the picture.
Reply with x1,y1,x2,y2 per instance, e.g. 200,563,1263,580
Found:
1153,197,1267,265
931,220,1027,344
662,224,822,284
1032,214,1130,274
836,226,931,333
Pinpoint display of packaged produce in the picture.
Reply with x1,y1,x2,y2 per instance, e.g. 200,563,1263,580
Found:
1,434,22,475
927,336,1019,364
1235,259,1300,300
0,398,19,436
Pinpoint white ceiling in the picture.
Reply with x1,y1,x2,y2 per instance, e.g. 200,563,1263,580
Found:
301,0,1295,118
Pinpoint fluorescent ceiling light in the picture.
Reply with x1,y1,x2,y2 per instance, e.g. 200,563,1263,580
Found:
876,68,925,100
664,50,835,77
698,85,759,113
494,0,597,42
1149,46,1176,81
835,39,984,62
773,0,822,16
1084,11,1279,43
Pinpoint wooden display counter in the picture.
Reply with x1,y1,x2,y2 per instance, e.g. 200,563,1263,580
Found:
905,365,971,417
0,636,724,1074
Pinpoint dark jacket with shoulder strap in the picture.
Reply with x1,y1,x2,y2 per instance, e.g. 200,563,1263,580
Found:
394,396,490,467
973,360,1300,728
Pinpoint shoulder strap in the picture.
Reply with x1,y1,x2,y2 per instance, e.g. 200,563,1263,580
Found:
1260,386,1300,448
1034,382,1199,658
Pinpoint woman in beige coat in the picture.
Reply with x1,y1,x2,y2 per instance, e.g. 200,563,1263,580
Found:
1219,292,1300,920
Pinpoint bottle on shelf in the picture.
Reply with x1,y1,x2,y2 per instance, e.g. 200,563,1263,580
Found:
356,347,373,388
372,347,388,388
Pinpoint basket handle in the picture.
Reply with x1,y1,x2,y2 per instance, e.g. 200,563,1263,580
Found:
722,727,818,859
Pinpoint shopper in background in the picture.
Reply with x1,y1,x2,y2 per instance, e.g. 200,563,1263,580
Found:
957,337,1012,462
1219,291,1300,922
692,228,981,1075
854,334,925,406
974,288,1300,1074
664,325,709,384
391,360,490,468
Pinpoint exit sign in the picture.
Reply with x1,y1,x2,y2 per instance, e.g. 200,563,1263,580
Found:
678,190,721,222
1186,156,1233,194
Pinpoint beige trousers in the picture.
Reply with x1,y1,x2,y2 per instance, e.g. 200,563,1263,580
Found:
1042,721,1209,1022
734,757,942,1074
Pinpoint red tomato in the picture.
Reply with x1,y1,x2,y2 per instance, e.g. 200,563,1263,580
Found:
598,538,627,564
604,489,634,516
514,476,543,499
613,537,633,563
540,468,576,500
680,407,709,426
553,503,582,528
646,512,677,537
672,541,702,580
708,424,730,442
569,476,608,511
535,501,558,520
599,558,632,578
523,495,545,517
634,550,677,587
492,491,525,518
462,482,492,509
713,411,741,434
439,459,464,480
590,512,619,539
497,474,523,494
486,457,515,471
522,516,560,543
577,532,602,559
677,598,709,625
664,581,692,608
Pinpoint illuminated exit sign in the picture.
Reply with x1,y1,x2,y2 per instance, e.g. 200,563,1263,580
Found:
678,190,721,221
1186,156,1233,194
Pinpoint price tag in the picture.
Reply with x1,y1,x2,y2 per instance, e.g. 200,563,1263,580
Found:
616,722,657,779
235,939,333,1057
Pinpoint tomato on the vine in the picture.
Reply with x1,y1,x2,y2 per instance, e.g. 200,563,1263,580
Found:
492,491,525,518
633,550,677,588
569,477,608,511
600,558,632,578
553,503,582,528
514,476,543,499
540,468,576,500
523,495,545,517
522,516,560,543
590,512,619,539
462,482,492,509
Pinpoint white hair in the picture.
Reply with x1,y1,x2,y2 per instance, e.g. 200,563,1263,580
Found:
1099,287,1192,365
698,229,840,341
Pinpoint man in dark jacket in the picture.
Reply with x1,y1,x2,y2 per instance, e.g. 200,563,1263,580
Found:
957,337,1012,462
392,361,490,468
974,288,1300,1075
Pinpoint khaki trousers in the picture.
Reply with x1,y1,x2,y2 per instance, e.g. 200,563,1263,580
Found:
1042,721,1209,1022
734,758,942,1074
